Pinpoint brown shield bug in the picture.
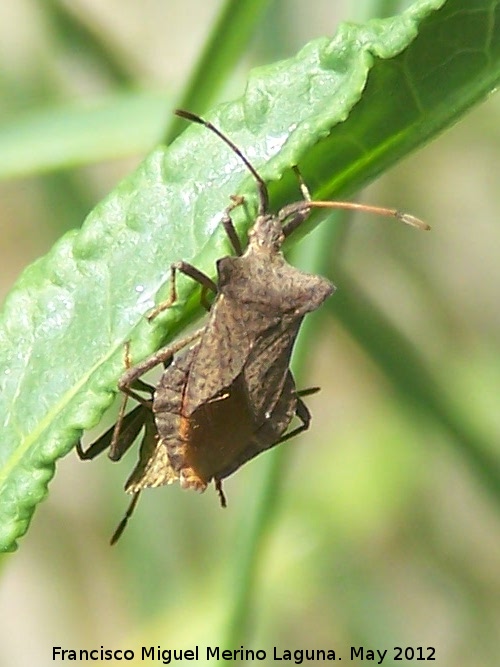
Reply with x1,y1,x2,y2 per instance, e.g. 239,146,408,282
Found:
78,110,429,542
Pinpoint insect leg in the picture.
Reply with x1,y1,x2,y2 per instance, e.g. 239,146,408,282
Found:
148,261,217,320
279,166,313,237
220,194,246,256
292,165,312,202
272,395,312,447
296,386,320,398
112,397,160,542
110,492,141,545
76,403,150,461
214,479,227,508
109,328,203,459
117,328,202,401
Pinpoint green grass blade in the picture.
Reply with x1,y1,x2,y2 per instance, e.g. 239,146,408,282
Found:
0,92,170,180
218,264,323,656
43,0,137,86
330,269,500,505
165,0,273,143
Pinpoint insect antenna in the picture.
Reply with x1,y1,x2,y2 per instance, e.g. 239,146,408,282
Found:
176,110,429,234
175,109,269,215
280,199,430,236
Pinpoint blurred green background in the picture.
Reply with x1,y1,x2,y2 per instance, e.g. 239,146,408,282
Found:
0,1,499,666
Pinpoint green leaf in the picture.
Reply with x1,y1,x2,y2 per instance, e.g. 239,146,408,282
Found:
2,0,499,552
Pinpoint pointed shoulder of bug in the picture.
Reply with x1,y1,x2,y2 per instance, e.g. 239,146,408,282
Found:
217,242,335,315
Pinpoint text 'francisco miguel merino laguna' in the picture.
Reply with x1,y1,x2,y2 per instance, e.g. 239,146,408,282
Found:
52,646,339,664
